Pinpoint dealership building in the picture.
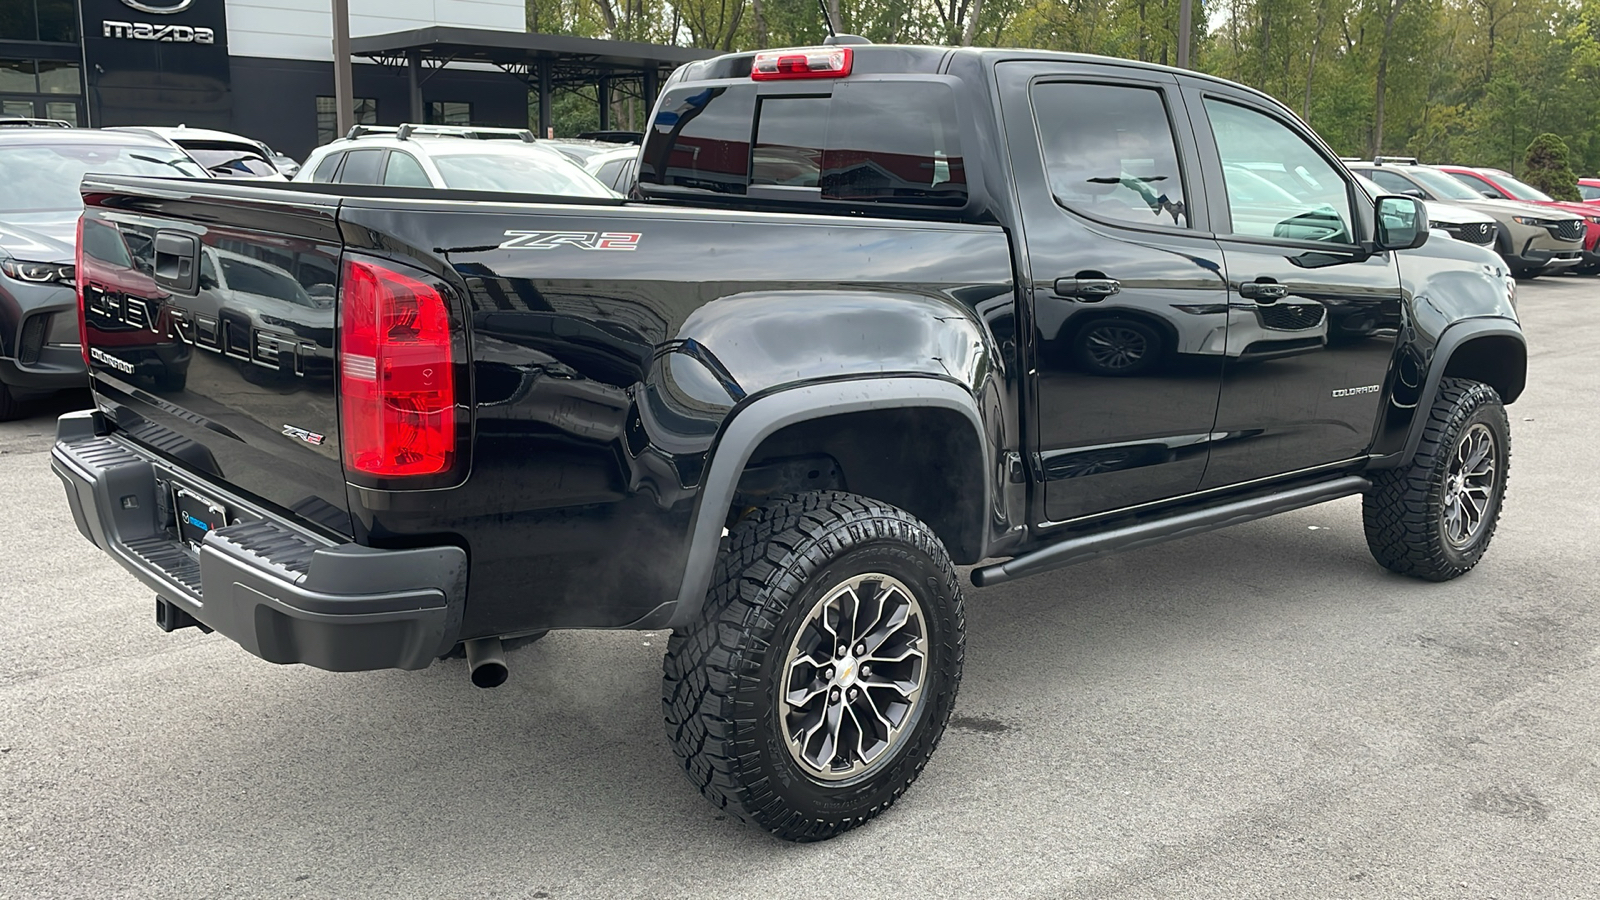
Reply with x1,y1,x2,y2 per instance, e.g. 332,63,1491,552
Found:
0,0,709,159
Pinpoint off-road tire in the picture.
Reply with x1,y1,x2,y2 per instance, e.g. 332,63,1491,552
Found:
1363,377,1510,581
662,491,964,842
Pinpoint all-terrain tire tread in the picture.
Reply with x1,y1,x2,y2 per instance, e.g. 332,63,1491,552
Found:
1363,377,1510,581
661,490,964,842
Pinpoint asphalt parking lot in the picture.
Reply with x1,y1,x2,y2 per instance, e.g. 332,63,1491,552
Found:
3,276,1597,899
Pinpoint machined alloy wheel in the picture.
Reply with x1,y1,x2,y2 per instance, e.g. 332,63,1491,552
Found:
662,491,964,842
780,573,927,782
1441,422,1497,549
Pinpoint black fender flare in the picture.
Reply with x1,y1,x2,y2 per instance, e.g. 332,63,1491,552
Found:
1380,317,1525,468
633,376,993,630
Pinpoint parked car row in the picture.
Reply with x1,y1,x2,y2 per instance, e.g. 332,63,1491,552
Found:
1347,156,1600,278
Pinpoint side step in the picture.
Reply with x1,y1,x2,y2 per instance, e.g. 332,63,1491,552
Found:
971,475,1371,587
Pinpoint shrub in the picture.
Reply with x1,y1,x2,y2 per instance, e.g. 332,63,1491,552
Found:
1523,133,1581,201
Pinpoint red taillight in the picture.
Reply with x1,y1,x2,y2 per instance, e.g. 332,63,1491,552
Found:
750,47,852,80
75,216,88,369
338,257,456,477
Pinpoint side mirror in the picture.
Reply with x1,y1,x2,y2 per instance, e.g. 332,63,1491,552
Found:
1374,195,1429,251
1403,188,1427,199
1481,190,1503,199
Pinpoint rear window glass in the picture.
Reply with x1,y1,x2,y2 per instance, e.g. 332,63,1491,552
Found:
752,96,827,187
640,86,754,194
640,80,967,208
309,152,342,183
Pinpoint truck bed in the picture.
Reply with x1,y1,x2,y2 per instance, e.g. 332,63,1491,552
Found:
76,175,1016,635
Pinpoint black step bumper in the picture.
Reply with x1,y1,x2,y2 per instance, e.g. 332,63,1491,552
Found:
51,410,465,671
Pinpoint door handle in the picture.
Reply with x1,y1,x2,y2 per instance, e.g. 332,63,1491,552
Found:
1053,277,1121,301
1238,281,1288,302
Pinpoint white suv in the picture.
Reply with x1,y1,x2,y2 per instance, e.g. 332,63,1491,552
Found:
295,125,616,198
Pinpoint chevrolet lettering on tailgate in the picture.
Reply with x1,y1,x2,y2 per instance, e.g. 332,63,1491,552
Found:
85,291,318,375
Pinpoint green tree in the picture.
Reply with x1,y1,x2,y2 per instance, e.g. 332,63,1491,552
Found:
1523,132,1582,199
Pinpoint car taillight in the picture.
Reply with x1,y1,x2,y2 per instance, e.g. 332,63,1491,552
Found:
75,216,88,369
338,257,455,477
750,47,852,80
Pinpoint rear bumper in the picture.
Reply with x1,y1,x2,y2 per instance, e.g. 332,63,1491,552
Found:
51,410,465,671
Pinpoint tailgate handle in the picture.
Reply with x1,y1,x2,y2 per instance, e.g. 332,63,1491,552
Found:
153,232,200,294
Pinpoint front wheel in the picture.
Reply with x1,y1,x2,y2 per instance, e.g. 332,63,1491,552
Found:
1363,378,1510,581
662,491,964,842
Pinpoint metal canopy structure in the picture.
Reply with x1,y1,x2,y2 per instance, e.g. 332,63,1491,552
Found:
350,27,720,137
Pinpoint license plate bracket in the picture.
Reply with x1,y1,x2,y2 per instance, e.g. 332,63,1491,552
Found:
173,486,226,549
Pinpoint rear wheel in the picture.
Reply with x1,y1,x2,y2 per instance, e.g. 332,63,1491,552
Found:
662,491,964,842
1363,378,1510,581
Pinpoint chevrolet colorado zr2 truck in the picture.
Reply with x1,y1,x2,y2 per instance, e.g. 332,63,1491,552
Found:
53,42,1525,842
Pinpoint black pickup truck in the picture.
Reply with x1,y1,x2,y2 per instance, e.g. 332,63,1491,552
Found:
54,43,1524,841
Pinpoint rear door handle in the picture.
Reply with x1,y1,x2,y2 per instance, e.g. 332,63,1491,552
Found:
1238,281,1288,302
1053,277,1121,301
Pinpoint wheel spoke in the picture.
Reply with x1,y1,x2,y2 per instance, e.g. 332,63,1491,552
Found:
860,594,911,657
865,640,924,666
784,658,829,708
864,675,920,701
858,688,895,732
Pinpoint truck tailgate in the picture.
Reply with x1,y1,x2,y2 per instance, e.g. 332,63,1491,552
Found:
78,180,352,537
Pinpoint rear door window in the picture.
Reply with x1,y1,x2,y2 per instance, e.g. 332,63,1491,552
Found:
383,151,431,187
337,149,387,185
1365,169,1419,196
1030,82,1188,228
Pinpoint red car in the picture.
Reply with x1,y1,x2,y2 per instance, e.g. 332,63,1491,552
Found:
1580,177,1600,202
1440,164,1600,273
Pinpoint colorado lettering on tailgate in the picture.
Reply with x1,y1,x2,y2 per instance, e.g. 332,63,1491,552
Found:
499,230,641,251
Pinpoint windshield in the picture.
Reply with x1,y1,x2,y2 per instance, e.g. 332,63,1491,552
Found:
0,143,206,213
431,151,617,197
1405,167,1484,201
1485,170,1553,202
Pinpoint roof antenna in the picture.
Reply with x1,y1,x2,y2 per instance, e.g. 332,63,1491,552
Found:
816,0,836,37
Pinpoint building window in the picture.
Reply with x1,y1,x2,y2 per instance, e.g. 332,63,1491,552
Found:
316,97,378,146
43,100,76,125
0,59,35,93
0,59,79,95
37,61,81,94
0,0,77,43
428,101,473,126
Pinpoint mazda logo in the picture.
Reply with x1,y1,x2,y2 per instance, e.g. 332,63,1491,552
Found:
119,0,195,13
